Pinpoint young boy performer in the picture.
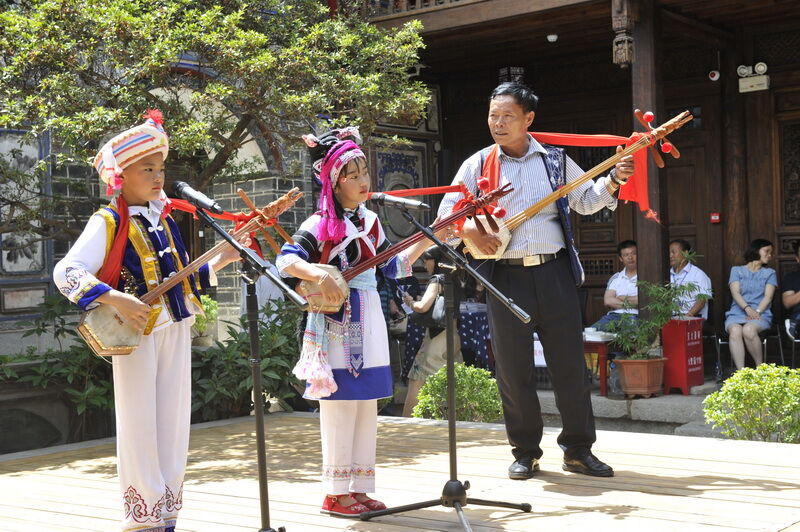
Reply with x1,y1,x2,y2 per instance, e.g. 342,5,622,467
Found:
54,111,246,532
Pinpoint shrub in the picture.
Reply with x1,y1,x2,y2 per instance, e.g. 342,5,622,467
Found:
191,298,303,422
412,363,503,423
608,280,706,359
703,364,800,443
193,294,218,336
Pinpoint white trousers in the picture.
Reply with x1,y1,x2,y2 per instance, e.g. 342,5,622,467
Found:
319,399,378,495
112,318,192,532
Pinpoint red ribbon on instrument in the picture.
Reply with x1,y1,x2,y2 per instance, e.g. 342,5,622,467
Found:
163,197,279,256
96,195,130,289
367,132,657,222
528,131,656,221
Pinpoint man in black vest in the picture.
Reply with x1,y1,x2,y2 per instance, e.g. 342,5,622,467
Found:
438,82,634,479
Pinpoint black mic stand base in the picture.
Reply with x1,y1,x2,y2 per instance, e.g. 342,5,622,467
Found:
360,479,531,531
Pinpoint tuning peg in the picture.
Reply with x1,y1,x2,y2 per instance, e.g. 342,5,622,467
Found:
484,213,500,233
634,109,680,166
237,188,283,253
648,145,665,168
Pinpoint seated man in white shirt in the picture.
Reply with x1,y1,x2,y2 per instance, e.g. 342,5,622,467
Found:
669,239,712,318
592,240,638,331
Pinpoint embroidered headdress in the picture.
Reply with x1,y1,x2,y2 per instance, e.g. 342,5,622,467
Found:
93,110,169,195
302,126,365,242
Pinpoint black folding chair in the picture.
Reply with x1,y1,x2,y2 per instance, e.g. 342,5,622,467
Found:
783,318,800,368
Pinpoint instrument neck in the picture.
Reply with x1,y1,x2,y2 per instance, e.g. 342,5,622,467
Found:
340,205,477,282
503,135,653,232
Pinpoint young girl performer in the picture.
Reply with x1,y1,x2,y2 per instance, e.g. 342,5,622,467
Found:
277,127,450,517
53,111,245,532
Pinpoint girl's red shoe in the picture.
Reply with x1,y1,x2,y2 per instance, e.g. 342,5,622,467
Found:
350,492,387,511
320,495,369,518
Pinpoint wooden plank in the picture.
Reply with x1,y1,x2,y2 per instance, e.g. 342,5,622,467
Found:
374,0,598,34
2,413,800,531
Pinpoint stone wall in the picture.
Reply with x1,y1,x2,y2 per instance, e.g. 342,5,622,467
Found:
209,146,314,338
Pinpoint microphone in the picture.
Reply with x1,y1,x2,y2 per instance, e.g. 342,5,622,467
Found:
173,181,224,214
370,193,430,211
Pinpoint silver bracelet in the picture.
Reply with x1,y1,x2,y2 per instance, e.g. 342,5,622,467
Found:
610,169,625,186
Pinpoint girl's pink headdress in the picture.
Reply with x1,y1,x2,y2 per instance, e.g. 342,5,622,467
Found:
305,138,365,242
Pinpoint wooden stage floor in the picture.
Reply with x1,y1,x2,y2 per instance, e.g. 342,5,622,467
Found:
1,412,799,531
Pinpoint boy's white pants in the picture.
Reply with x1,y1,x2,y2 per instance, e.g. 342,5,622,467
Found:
319,399,378,495
112,319,192,532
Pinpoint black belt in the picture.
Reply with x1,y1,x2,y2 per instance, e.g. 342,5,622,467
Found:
497,249,566,267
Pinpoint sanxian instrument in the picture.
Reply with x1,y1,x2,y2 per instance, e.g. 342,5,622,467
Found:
463,111,693,259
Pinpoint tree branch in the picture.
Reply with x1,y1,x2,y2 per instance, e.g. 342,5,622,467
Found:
195,113,253,190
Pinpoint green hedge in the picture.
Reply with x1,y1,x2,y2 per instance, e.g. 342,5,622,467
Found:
703,364,800,443
412,363,503,423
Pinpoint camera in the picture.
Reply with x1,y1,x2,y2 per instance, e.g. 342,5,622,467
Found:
708,70,720,81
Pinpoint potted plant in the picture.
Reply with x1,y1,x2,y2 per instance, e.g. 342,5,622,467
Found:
607,281,702,398
192,294,218,347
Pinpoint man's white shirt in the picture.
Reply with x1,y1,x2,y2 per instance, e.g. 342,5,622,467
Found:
607,268,638,314
670,263,713,319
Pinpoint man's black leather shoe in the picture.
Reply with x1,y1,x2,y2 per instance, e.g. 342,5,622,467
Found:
508,457,540,480
563,452,614,477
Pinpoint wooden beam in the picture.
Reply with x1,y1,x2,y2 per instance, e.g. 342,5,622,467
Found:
374,0,598,34
632,0,668,292
721,36,749,270
660,7,734,49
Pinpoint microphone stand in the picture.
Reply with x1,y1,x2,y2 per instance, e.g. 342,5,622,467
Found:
360,208,532,531
195,208,307,532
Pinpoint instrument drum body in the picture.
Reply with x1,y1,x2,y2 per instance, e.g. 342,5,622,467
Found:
78,305,143,356
462,215,512,259
78,304,161,357
295,264,350,313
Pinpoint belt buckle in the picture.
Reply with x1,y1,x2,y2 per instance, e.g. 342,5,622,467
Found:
523,255,541,267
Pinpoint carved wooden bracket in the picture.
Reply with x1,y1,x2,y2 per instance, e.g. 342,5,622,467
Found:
612,0,634,68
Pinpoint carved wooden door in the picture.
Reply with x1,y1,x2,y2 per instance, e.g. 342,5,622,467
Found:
663,98,724,330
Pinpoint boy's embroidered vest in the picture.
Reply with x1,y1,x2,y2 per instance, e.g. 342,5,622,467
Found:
480,144,585,286
95,203,203,322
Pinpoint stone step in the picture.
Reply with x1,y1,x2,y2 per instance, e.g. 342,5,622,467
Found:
394,379,728,439
538,379,727,438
